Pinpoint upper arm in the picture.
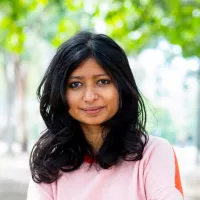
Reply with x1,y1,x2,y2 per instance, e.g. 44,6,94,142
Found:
143,138,184,200
27,179,54,200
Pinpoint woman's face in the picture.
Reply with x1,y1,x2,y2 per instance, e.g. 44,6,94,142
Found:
66,58,119,126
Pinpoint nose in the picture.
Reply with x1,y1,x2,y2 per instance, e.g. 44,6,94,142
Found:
83,87,98,103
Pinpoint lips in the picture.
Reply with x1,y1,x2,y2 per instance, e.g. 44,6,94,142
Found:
82,106,104,115
83,106,104,111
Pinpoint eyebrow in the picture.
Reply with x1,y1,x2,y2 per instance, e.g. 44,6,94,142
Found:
69,73,108,80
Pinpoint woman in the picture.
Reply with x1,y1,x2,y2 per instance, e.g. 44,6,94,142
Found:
27,31,184,200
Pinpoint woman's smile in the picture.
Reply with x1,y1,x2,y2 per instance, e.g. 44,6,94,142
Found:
81,106,105,116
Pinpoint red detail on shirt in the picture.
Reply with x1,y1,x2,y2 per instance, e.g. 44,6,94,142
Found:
84,155,96,163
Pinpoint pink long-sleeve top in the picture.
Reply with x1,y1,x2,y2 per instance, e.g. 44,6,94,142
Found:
27,135,184,200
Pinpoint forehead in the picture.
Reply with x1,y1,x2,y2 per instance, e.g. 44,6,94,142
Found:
70,58,106,76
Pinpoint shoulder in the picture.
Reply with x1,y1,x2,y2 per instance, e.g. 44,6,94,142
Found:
27,179,54,200
145,135,172,150
141,136,184,199
145,135,172,149
142,135,174,163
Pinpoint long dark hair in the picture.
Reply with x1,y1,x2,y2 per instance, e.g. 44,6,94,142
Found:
30,31,148,183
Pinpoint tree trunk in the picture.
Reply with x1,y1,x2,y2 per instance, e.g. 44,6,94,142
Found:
20,68,27,152
196,63,200,165
1,52,17,154
15,55,28,152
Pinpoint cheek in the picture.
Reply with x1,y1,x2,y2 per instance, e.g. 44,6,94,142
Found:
66,92,79,106
66,92,82,117
66,93,76,115
107,88,119,111
66,97,76,118
65,93,71,107
113,93,119,111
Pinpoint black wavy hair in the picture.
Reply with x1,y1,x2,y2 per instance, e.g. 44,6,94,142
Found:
30,31,149,183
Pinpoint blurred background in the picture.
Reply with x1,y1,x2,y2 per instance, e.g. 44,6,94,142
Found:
0,0,200,199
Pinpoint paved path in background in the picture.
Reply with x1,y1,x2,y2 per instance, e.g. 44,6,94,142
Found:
0,153,30,200
0,179,27,200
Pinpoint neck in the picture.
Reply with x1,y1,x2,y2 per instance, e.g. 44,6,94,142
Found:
80,124,107,153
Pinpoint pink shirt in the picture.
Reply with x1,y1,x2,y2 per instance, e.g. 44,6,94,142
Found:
27,135,184,200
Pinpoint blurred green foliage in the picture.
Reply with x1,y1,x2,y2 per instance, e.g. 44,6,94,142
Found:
0,0,199,57
101,0,200,57
0,0,48,52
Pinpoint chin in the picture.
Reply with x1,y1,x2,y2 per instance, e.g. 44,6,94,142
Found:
81,118,106,126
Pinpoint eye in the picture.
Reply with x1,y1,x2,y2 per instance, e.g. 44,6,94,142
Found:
98,79,111,85
68,82,82,88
